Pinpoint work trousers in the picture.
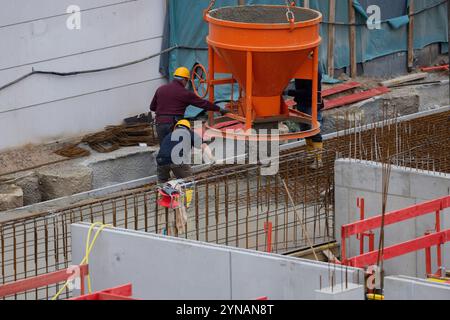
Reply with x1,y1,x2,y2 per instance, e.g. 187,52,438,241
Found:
157,164,193,183
156,123,174,145
297,103,324,143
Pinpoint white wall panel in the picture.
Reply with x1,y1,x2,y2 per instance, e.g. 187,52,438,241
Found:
0,0,167,150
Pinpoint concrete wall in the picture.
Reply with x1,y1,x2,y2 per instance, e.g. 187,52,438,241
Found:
71,223,364,300
385,276,450,300
0,0,166,151
335,159,450,278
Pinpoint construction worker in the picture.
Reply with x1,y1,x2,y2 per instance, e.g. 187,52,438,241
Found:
286,64,324,168
150,66,226,144
156,119,214,183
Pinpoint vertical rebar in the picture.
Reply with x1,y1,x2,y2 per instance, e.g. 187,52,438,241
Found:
133,195,138,230
191,182,197,240
124,198,129,229
205,179,209,243
144,193,149,233
235,172,239,247
225,175,229,246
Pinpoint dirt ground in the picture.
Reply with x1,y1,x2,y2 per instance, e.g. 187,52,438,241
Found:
0,142,69,176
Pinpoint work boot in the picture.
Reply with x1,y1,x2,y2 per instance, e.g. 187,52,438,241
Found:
309,142,324,169
185,188,193,208
305,139,314,153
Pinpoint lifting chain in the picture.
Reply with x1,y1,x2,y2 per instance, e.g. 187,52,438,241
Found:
285,0,296,30
204,0,216,18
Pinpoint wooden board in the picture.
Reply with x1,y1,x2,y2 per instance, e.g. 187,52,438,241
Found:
322,81,361,97
284,82,362,108
324,87,390,110
380,73,428,88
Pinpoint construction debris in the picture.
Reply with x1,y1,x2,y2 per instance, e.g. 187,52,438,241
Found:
380,72,428,88
54,122,159,157
54,143,91,159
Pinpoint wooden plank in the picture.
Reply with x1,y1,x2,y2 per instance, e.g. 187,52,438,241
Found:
327,0,336,77
287,242,339,262
284,82,361,108
380,72,428,88
348,0,357,78
408,0,415,71
322,249,339,263
322,81,361,97
324,87,390,110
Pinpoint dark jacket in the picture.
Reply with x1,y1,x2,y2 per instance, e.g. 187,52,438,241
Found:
156,128,202,166
287,65,324,110
150,80,220,124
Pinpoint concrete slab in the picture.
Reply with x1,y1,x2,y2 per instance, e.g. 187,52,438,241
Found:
230,250,361,300
340,160,377,192
409,172,450,200
71,223,363,300
374,167,411,197
384,276,450,300
335,159,450,278
71,224,232,300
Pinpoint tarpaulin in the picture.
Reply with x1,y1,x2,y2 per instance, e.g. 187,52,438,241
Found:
161,0,448,102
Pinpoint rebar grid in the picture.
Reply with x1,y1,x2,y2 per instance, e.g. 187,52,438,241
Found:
1,109,449,300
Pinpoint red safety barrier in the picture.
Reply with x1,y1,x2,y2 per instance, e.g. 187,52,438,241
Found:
0,264,89,298
341,195,450,277
264,221,273,253
421,65,449,72
69,284,136,300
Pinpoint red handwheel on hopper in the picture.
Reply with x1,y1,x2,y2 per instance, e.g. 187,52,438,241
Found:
191,63,209,98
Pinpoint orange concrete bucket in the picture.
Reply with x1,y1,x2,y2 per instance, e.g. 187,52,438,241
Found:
203,5,322,141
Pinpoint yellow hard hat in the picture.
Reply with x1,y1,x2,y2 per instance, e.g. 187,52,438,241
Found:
173,67,190,79
175,119,191,130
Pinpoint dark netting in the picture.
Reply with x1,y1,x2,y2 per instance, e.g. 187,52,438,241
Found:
209,5,319,24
